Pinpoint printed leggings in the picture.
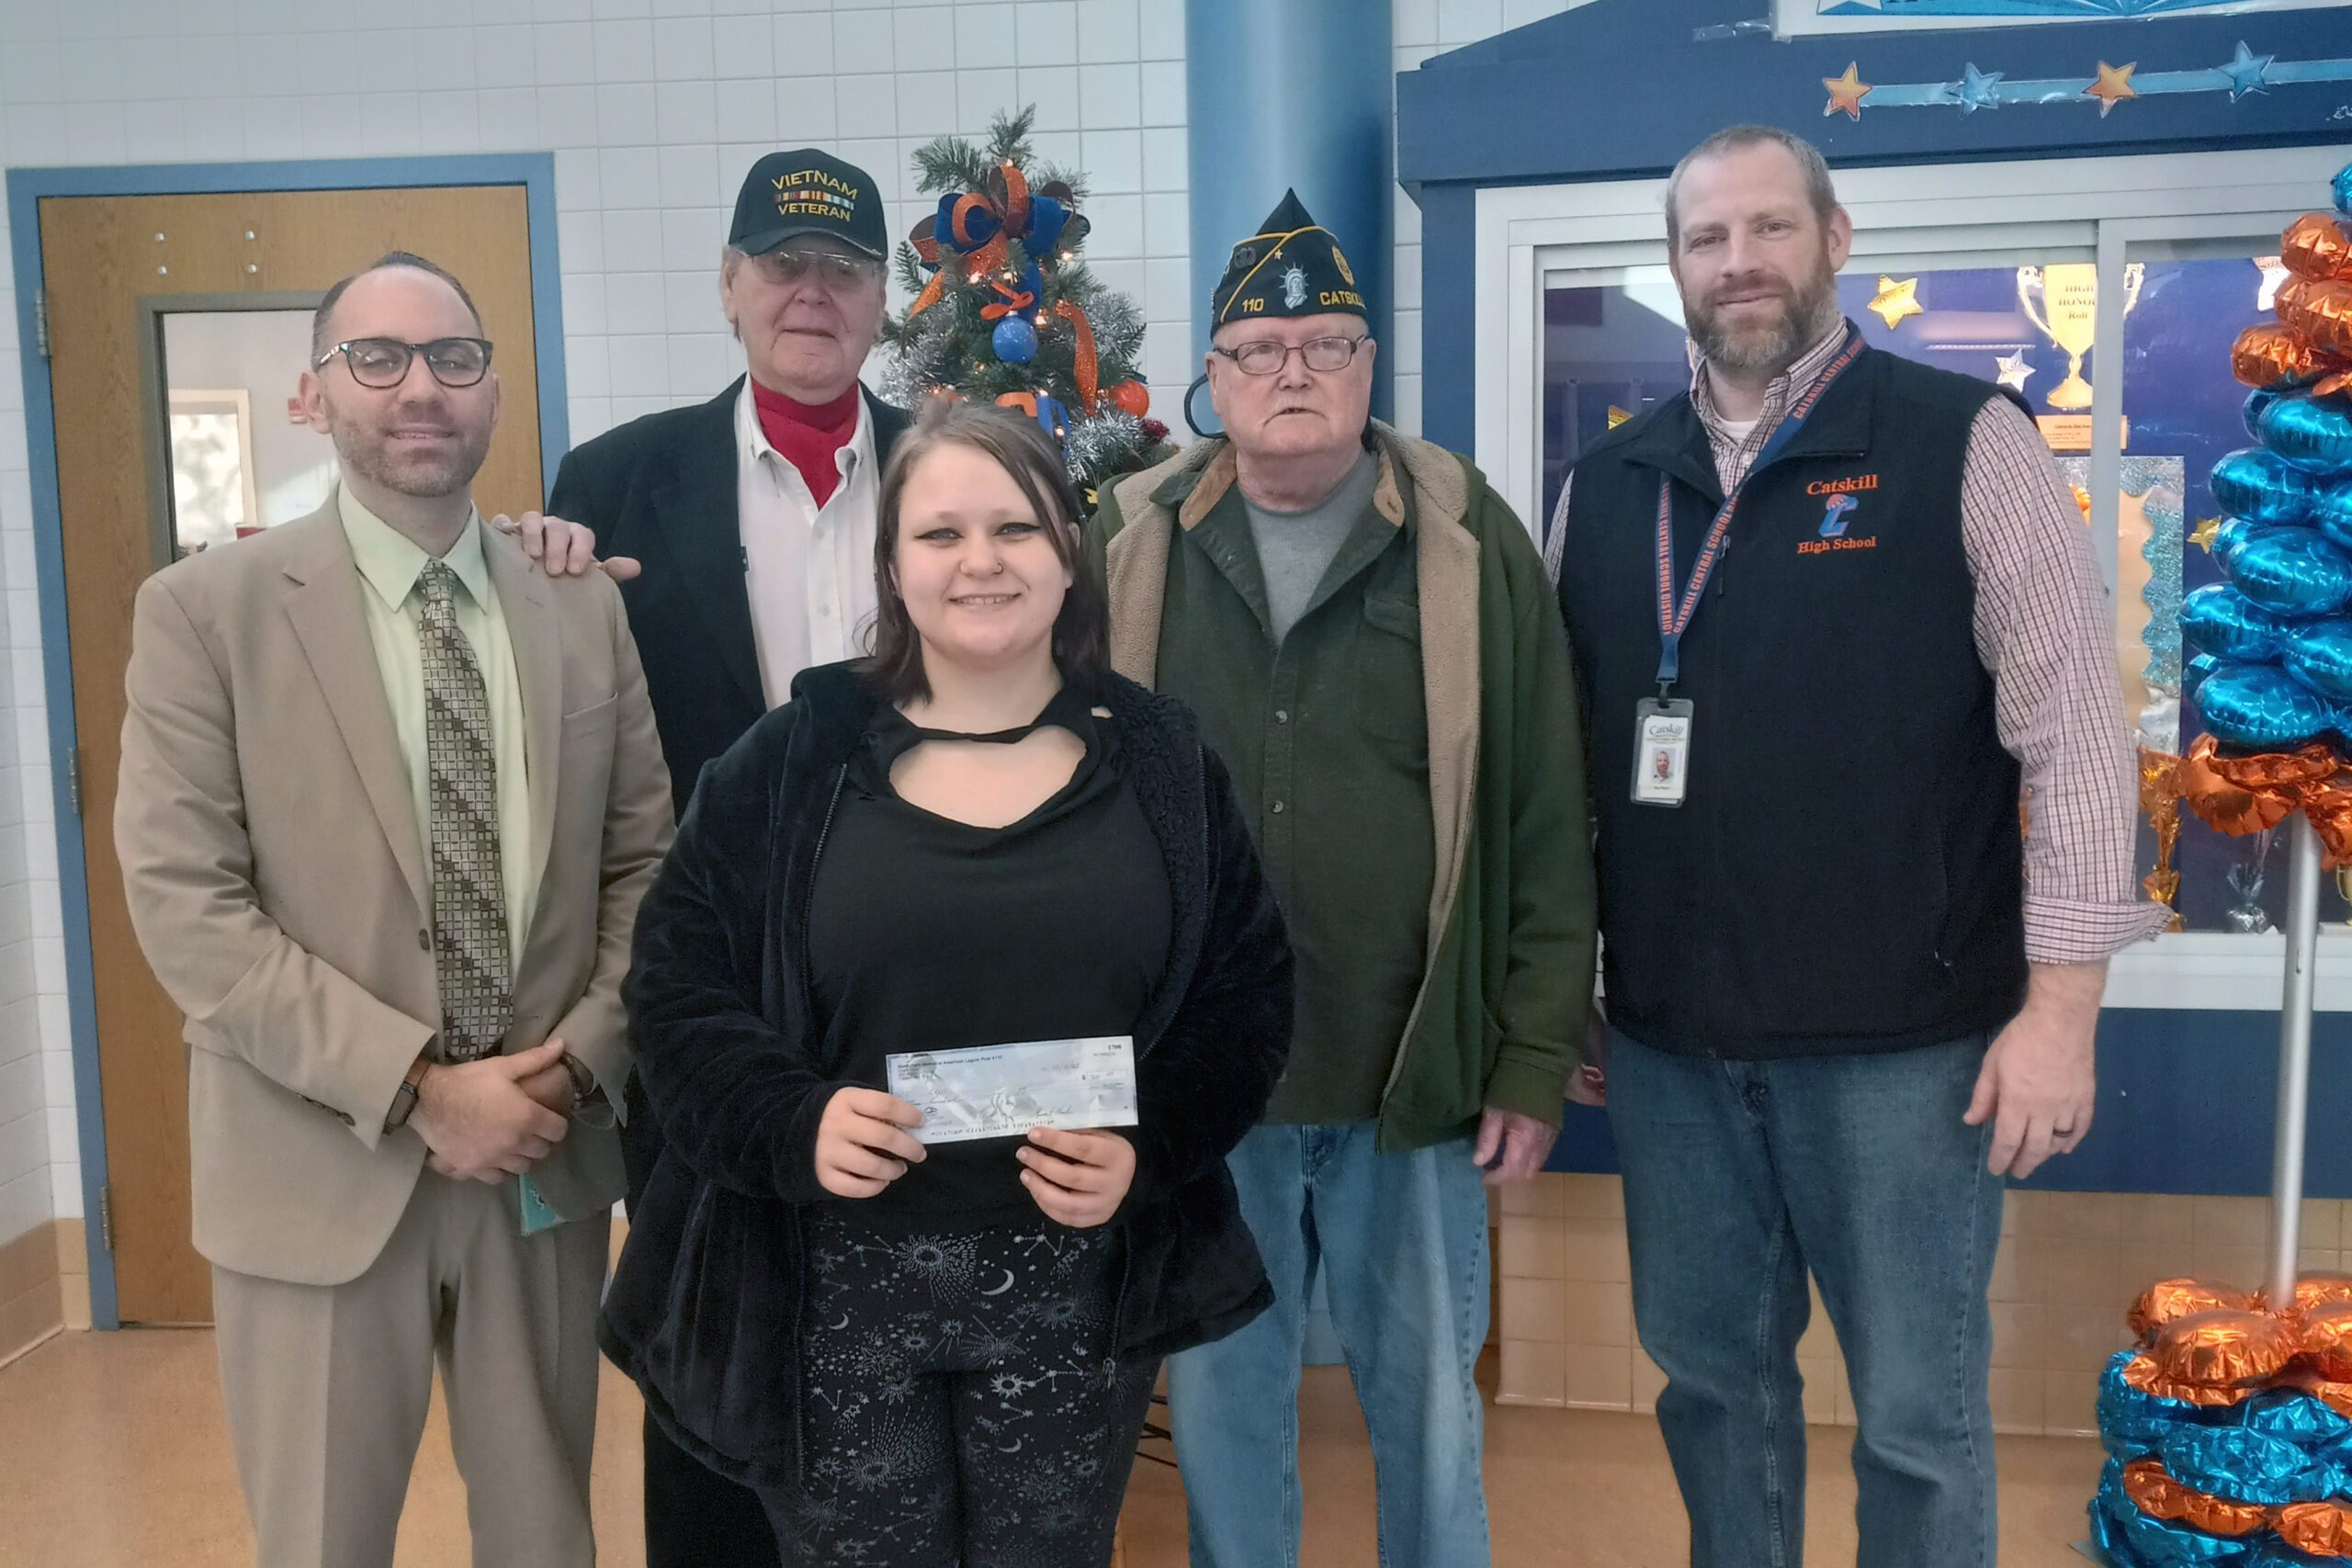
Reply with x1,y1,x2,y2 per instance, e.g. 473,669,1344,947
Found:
761,1209,1159,1568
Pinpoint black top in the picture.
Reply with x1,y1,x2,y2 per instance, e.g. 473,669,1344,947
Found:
808,682,1173,1224
1557,344,2026,1060
605,664,1295,1487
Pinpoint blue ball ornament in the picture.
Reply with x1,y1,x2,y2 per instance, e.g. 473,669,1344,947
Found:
2284,616,2352,702
2259,394,2352,478
2212,447,2325,528
2181,582,2287,661
2197,663,2338,750
2223,524,2352,616
991,316,1038,364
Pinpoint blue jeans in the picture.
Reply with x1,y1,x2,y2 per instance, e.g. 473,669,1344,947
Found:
1166,1122,1492,1568
1607,1032,2003,1568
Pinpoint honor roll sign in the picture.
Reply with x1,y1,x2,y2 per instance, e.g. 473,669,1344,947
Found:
1780,0,2350,37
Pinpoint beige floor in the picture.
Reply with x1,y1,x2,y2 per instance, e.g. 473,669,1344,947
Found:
0,1328,2109,1566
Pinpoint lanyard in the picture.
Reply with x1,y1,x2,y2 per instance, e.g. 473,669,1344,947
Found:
1653,325,1865,693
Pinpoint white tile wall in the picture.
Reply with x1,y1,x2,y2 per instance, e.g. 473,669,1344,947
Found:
0,0,1571,1251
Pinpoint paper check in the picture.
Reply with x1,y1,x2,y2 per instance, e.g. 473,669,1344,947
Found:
886,1035,1138,1145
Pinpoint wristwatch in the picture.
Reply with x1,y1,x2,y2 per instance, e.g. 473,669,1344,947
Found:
558,1052,595,1118
384,1055,433,1133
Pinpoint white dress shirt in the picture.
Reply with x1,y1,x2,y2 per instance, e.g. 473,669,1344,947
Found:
734,380,882,705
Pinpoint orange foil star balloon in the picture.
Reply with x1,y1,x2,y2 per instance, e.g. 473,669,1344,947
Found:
2284,212,2352,283
2280,276,2352,358
2182,735,2332,840
2121,1458,2271,1537
2122,1350,2256,1407
2153,1308,2300,1386
2278,1501,2352,1558
2299,1301,2352,1382
2295,1273,2352,1314
2233,322,2346,389
2131,1278,2256,1342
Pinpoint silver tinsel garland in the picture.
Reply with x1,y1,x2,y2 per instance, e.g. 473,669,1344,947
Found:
1065,409,1147,484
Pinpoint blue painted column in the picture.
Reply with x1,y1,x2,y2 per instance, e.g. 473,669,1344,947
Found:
1185,0,1396,424
1184,2,1396,1365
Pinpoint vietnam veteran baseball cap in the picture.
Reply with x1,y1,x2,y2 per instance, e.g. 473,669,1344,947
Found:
730,149,888,259
1211,188,1368,327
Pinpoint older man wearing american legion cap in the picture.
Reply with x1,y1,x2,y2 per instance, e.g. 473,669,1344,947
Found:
1087,191,1598,1567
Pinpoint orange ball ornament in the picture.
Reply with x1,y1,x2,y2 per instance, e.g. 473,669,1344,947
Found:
1110,379,1149,417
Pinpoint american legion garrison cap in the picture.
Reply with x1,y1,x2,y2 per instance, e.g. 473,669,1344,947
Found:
1211,189,1368,327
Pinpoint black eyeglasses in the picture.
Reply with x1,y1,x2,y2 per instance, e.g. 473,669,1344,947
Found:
314,336,494,389
1212,336,1370,377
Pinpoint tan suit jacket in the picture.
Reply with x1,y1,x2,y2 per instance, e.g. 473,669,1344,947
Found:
116,502,673,1287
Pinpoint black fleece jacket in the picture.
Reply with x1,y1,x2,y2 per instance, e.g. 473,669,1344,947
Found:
599,661,1294,1488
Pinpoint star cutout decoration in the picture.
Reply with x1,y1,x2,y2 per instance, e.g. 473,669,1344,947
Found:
2190,516,2222,554
2086,61,2137,118
2221,40,2273,102
1995,349,2035,394
1823,62,1873,120
1870,275,1923,330
1958,62,2005,114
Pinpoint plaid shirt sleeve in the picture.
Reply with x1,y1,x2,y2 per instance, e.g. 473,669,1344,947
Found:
1961,397,2171,964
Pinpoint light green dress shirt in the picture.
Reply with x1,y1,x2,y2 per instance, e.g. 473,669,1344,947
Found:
338,489,536,970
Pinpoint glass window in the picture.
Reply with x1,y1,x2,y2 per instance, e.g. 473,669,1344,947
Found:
159,309,337,558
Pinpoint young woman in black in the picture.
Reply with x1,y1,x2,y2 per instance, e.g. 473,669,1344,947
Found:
601,400,1294,1566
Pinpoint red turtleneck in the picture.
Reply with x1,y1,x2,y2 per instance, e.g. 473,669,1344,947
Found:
750,378,862,506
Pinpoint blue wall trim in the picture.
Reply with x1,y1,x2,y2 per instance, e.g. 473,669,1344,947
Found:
4,152,568,1327
1397,0,2352,190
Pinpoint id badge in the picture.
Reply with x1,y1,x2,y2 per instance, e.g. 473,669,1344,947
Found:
1632,698,1694,807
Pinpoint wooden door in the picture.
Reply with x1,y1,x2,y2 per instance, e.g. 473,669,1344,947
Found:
40,185,543,1324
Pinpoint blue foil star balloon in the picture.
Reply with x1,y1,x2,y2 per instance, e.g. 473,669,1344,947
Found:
2182,582,2287,661
2285,616,2352,702
2260,394,2352,477
2223,525,2352,616
2336,159,2352,218
2315,485,2352,556
2197,663,2338,750
2212,447,2325,527
2185,653,2222,700
2247,386,2283,442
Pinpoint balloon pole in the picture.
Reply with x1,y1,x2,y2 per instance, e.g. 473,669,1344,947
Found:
2267,810,2321,1309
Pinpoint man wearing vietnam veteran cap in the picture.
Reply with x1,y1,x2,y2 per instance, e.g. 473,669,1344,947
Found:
1087,190,1597,1566
516,147,911,1568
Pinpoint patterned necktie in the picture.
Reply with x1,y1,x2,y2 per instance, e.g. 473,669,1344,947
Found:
417,558,512,1063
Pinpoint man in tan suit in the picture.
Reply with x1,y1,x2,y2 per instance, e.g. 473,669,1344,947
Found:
115,252,672,1568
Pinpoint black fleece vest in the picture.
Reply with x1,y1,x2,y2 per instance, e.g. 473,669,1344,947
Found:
1558,347,2027,1058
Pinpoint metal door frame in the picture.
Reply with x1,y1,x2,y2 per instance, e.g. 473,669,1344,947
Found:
4,153,570,1328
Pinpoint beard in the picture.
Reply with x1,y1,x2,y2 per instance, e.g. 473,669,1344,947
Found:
326,409,491,500
1685,255,1844,379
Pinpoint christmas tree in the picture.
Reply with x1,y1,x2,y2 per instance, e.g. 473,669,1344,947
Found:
878,107,1174,502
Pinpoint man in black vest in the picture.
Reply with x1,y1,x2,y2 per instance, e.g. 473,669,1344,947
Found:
1550,127,2161,1565
513,147,911,1568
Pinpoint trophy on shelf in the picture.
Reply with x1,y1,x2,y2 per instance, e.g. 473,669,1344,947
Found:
2016,262,2145,411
